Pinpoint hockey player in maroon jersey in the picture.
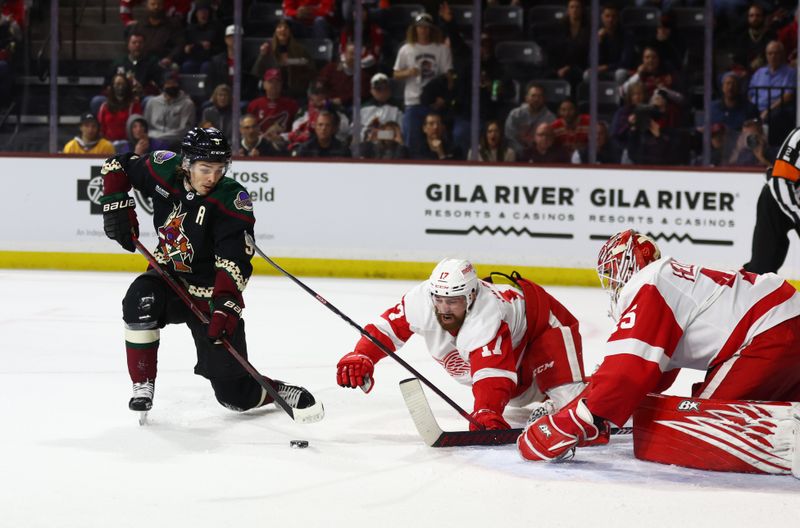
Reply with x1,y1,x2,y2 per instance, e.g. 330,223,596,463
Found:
519,229,800,465
336,259,590,431
100,126,318,417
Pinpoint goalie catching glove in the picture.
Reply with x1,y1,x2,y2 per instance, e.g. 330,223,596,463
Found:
207,296,242,341
336,352,375,393
518,398,606,461
100,192,139,252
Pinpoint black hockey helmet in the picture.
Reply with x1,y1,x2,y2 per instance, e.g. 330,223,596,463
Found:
180,127,232,167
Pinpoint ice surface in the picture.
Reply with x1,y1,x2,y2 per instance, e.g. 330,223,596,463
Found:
1,270,798,528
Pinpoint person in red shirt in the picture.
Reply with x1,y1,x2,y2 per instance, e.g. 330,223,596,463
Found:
97,73,144,150
317,42,372,109
282,0,334,39
549,99,589,155
245,68,300,140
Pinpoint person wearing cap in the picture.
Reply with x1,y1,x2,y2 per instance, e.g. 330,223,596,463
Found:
728,117,775,167
744,125,800,273
250,19,316,102
360,72,403,141
143,71,196,149
246,68,300,137
209,24,259,101
63,114,117,156
178,0,221,74
393,12,453,155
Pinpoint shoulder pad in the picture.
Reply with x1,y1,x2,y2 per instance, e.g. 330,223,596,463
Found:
146,150,182,180
210,177,255,221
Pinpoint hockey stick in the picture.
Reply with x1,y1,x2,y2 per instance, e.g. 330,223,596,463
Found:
244,233,484,430
399,378,632,447
131,236,324,424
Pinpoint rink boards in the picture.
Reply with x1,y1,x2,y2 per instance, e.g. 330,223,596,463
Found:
1,154,792,284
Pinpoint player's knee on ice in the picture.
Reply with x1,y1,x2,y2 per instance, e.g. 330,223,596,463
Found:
122,274,167,329
211,376,264,411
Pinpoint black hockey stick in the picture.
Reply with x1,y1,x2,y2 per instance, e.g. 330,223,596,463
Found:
244,233,485,430
400,378,632,447
132,236,324,424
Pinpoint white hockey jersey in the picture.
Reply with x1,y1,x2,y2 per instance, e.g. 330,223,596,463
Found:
352,278,585,413
586,257,800,425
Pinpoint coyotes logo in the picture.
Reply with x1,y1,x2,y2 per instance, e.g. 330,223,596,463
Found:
157,203,194,272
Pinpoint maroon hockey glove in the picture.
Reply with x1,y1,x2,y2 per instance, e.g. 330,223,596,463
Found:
207,296,242,341
101,193,139,252
469,409,510,431
517,398,600,461
336,352,375,393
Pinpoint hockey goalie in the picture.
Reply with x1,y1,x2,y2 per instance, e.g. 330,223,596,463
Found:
519,229,800,478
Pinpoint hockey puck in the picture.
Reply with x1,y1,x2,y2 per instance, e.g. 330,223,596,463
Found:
290,440,309,449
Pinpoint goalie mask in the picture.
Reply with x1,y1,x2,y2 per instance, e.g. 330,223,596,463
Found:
597,230,661,320
429,258,479,311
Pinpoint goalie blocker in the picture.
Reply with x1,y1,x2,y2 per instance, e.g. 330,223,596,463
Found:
633,394,800,478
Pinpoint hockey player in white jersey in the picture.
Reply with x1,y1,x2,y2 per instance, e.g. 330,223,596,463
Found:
519,229,800,471
336,258,590,432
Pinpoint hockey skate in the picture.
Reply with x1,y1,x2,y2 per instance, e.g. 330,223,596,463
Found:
129,380,154,426
272,380,325,424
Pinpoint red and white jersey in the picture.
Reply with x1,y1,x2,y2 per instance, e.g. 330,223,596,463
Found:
353,278,585,413
587,257,800,426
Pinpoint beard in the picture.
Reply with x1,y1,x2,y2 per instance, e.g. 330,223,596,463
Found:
435,310,466,333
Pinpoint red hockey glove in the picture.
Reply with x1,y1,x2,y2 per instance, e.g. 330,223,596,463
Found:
207,296,242,341
101,193,139,252
469,409,510,431
336,352,375,393
518,398,600,461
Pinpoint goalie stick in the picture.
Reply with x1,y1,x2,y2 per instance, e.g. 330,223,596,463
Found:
132,236,324,424
244,233,485,430
399,378,632,447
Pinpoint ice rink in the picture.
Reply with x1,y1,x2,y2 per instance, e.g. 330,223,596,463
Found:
1,269,799,527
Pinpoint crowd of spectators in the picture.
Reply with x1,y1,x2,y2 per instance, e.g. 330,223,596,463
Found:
48,0,800,167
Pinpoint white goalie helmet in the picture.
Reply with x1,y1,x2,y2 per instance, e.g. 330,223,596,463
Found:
428,258,479,304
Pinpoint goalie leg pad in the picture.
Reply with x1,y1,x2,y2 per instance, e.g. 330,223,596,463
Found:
633,394,800,476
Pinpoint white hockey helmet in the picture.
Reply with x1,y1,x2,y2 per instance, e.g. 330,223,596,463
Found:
429,258,479,301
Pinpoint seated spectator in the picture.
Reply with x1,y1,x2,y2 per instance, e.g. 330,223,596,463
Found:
144,71,196,149
611,81,645,146
550,99,590,156
420,69,471,155
130,0,185,71
237,114,284,157
525,122,571,164
571,121,622,164
691,122,729,166
108,30,162,99
711,71,760,133
246,68,300,140
620,46,678,101
648,14,685,75
393,13,453,156
469,120,516,163
727,118,776,167
360,73,403,141
120,0,191,28
318,42,372,110
201,83,233,141
358,121,410,160
209,24,259,101
0,8,21,103
504,82,556,158
622,100,680,165
593,3,629,83
250,19,316,102
729,3,775,73
179,0,221,74
287,80,351,150
412,112,463,161
63,114,116,156
547,0,590,90
777,7,798,65
292,110,350,157
97,74,143,152
340,7,384,70
282,0,334,40
748,40,796,139
119,113,171,155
